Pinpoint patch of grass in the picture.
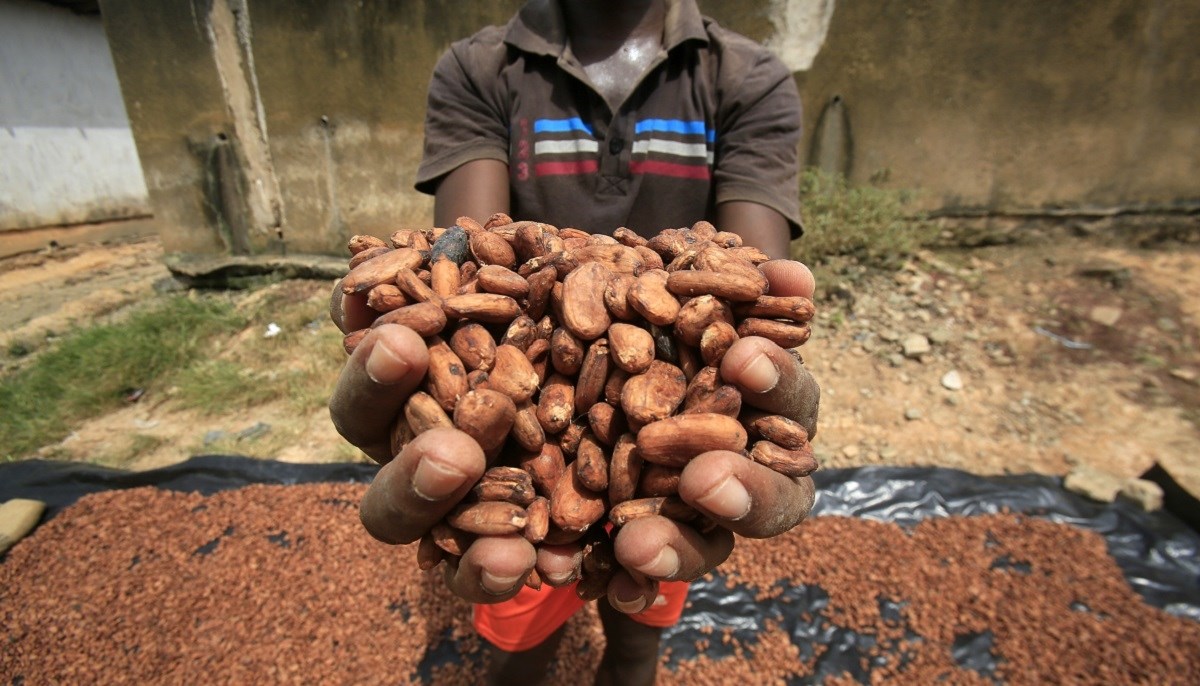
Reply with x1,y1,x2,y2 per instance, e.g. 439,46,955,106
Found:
171,282,345,416
792,169,938,271
0,295,245,461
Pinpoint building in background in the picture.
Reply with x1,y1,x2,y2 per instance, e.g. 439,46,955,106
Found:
3,0,1197,265
0,0,152,256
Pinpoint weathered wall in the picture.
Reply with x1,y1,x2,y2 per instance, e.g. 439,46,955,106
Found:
0,0,150,231
101,0,1199,260
795,0,1200,213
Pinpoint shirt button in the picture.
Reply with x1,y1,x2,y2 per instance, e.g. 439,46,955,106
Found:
609,137,625,154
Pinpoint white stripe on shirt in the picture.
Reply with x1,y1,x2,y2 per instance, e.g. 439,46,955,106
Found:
534,139,600,155
631,139,711,161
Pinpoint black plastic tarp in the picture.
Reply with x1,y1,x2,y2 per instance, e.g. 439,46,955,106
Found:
2,457,1198,682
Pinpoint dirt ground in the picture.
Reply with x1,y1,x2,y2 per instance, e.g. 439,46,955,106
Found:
2,228,1198,496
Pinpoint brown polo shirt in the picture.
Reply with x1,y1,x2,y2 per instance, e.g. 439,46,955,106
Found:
415,0,803,238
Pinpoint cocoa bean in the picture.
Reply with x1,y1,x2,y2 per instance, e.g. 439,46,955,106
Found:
666,270,765,302
449,323,496,372
473,466,536,506
452,389,517,458
609,496,699,527
431,522,473,556
476,264,530,299
511,402,546,453
520,442,567,497
560,261,613,340
574,338,611,416
586,401,626,446
607,433,642,505
371,301,447,337
425,338,469,412
673,295,734,347
523,496,550,544
550,327,585,376
500,315,538,352
341,248,423,294
447,501,528,536
417,532,444,571
620,360,687,425
733,295,816,323
749,440,818,477
628,269,681,326
699,320,738,366
636,413,748,468
634,245,664,271
605,322,656,375
637,464,681,497
404,391,454,435
693,244,768,292
396,267,441,305
747,414,810,450
549,468,607,533
366,283,409,313
736,318,812,348
391,229,431,251
535,373,575,435
442,293,521,324
348,234,388,255
469,230,516,269
430,256,461,299
575,432,609,492
342,329,367,355
603,273,639,321
613,226,647,247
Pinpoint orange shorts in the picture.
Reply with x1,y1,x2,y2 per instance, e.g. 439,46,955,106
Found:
473,580,691,652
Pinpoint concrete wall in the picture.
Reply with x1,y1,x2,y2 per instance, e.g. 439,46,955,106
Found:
795,0,1200,214
0,0,150,231
100,0,1199,261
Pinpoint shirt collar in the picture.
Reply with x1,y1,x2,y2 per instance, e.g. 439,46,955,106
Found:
504,0,708,57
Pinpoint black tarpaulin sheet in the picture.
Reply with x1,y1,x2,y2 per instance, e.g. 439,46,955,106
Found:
2,457,1198,682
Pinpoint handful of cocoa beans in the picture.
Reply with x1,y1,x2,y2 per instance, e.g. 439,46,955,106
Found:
340,214,817,598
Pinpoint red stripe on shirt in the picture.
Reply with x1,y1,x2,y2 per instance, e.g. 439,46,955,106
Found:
535,160,599,176
629,159,712,180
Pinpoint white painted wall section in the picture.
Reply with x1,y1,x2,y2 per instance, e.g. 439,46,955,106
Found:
764,0,836,72
0,0,150,231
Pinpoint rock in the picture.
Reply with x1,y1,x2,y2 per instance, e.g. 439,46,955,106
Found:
887,353,905,367
841,444,860,458
1063,465,1124,503
238,422,272,441
1170,368,1198,385
1077,261,1131,289
901,334,931,359
879,330,900,343
1119,478,1164,512
941,370,964,391
1156,317,1179,333
904,407,922,421
1088,305,1123,327
0,499,46,555
928,327,953,345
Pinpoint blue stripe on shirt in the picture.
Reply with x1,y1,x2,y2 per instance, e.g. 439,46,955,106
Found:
533,118,595,136
634,119,715,142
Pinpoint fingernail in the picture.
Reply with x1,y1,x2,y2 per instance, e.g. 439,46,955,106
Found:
544,569,577,586
365,337,409,385
636,546,680,578
696,474,752,521
611,592,648,614
411,456,468,501
481,571,523,595
741,353,779,393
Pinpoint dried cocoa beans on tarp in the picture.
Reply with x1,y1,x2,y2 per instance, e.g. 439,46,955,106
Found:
340,215,817,595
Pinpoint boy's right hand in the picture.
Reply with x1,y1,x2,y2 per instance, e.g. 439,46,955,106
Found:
330,288,541,603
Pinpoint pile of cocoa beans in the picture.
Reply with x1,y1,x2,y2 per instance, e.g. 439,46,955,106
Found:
340,215,817,597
